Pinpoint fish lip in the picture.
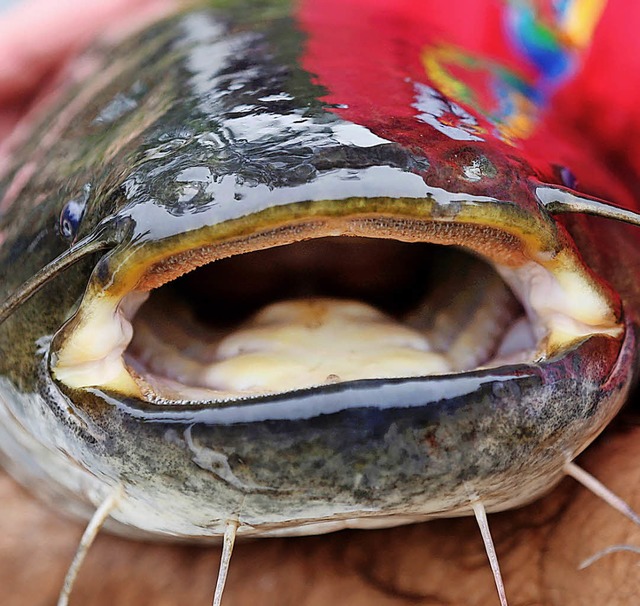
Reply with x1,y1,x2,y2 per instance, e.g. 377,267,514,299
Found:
91,359,559,421
86,331,622,423
49,195,623,403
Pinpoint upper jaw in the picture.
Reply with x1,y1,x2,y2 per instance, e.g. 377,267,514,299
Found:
48,194,623,405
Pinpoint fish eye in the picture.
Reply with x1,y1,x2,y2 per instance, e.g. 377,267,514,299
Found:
59,198,87,241
560,166,578,189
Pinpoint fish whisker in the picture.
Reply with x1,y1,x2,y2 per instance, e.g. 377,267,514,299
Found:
0,221,125,326
212,520,239,606
565,461,640,526
579,545,640,570
472,501,510,606
57,487,123,606
537,185,640,227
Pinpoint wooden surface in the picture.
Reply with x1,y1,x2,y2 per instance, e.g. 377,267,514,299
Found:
1,420,640,606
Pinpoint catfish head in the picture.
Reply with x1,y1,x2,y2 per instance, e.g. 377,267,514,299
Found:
1,1,640,604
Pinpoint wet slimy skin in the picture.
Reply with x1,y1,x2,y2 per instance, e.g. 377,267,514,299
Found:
2,1,640,605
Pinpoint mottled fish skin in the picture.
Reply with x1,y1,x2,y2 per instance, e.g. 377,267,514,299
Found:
0,1,638,541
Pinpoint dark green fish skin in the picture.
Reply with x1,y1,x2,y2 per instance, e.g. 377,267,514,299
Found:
0,4,637,538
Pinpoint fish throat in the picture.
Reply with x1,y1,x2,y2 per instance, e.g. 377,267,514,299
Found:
127,239,529,400
50,203,623,404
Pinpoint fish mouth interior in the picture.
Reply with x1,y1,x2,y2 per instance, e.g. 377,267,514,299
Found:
51,215,622,404
122,237,537,402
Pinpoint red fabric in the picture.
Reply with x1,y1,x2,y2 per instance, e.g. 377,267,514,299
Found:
299,0,640,210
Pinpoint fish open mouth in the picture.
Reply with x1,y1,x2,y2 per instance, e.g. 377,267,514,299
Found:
50,201,623,404
125,239,532,401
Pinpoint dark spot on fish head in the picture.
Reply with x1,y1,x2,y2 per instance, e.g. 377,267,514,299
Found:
554,165,578,189
560,166,578,189
94,257,111,287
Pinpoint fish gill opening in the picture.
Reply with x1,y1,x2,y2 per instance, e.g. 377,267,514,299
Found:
122,238,537,402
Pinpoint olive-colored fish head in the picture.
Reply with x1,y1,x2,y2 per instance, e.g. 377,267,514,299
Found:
0,3,636,540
